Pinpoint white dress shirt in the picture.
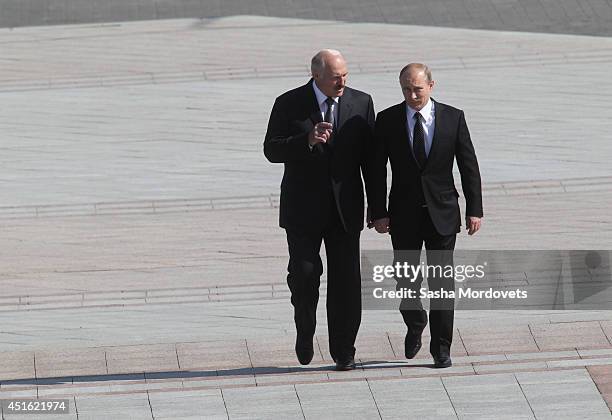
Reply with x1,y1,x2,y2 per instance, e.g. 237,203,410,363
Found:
312,80,338,123
406,99,435,157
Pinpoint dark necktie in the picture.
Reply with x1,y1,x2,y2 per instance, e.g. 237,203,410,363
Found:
324,97,335,128
412,112,427,168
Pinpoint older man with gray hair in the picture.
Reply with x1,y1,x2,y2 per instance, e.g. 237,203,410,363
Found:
264,49,377,371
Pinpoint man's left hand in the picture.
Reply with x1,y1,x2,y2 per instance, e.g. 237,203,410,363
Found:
466,216,481,235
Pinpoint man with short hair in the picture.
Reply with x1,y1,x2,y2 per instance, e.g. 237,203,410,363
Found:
370,63,483,368
264,50,376,371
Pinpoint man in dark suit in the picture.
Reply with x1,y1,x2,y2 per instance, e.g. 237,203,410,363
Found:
370,63,483,368
264,49,376,371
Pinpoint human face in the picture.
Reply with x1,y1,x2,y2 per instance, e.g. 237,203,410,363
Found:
400,70,434,111
313,56,348,97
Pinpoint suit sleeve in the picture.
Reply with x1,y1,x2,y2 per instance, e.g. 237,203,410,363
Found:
364,110,389,220
455,110,483,218
361,95,377,213
263,96,312,163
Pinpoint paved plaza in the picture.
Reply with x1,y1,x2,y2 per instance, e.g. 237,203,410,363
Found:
1,3,612,419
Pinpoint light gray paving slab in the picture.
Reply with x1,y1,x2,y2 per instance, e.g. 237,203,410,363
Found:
0,388,38,398
200,375,257,389
0,351,35,380
247,335,324,367
34,348,107,379
36,379,108,397
535,415,612,420
176,340,250,370
327,367,402,380
546,357,612,368
472,361,548,374
451,354,507,364
530,322,611,351
505,350,579,361
75,393,153,419
442,373,534,419
577,348,612,358
517,369,610,418
368,376,457,419
399,365,476,377
353,332,396,360
254,372,329,385
296,381,381,419
104,344,179,374
457,325,539,354
148,389,227,420
515,368,597,385
222,384,303,420
108,377,166,394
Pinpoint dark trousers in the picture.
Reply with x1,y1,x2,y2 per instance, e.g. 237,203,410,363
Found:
285,210,361,361
390,207,456,356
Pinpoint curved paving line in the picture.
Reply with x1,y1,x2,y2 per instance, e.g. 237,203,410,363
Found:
0,176,610,220
2,52,612,93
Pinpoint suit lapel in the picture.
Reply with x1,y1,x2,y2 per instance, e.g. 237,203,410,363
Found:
426,99,442,167
337,89,353,131
305,80,330,154
306,80,323,125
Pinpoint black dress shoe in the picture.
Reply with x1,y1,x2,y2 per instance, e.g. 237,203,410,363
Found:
295,334,314,365
433,354,452,368
404,332,422,359
334,356,356,371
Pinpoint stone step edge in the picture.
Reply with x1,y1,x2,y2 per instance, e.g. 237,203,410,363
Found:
0,176,610,220
2,365,605,400
2,334,612,382
3,350,612,394
2,274,611,312
0,287,291,311
0,292,290,312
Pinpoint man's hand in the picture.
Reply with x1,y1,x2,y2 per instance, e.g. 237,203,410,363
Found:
370,217,390,234
466,216,481,235
308,122,333,146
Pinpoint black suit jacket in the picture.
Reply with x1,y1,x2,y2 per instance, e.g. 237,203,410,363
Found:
371,99,483,236
264,80,376,232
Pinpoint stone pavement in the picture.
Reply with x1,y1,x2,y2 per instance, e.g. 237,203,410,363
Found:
1,11,612,420
1,333,612,419
1,16,612,207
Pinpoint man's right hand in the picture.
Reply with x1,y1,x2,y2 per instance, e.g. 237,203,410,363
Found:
371,217,390,234
308,122,333,146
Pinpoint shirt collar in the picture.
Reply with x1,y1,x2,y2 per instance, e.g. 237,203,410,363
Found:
312,80,339,107
406,99,434,123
